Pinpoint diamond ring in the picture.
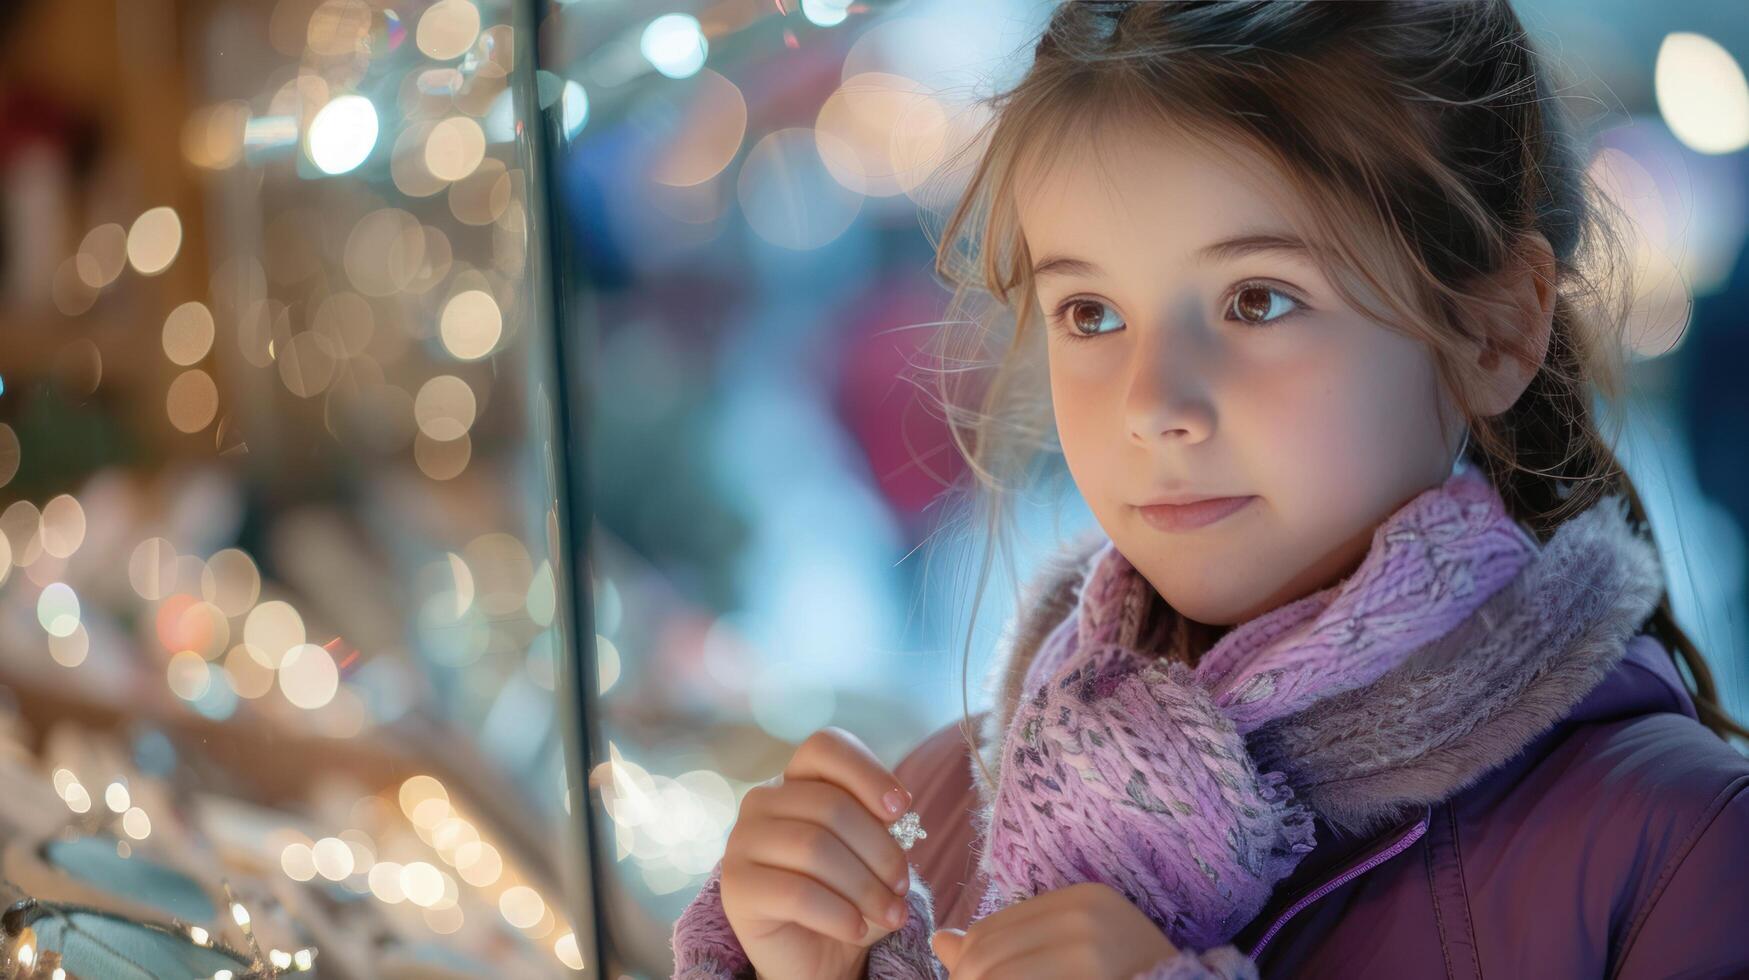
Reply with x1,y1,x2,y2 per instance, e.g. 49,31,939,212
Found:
888,810,926,851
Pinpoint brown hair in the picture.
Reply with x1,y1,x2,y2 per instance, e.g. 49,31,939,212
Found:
900,0,1747,788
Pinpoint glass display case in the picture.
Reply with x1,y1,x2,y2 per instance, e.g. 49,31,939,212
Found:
0,0,591,975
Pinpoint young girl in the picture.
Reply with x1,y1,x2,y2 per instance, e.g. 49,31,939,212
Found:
672,2,1749,977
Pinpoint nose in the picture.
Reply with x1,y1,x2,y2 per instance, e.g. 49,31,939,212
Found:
1124,330,1216,446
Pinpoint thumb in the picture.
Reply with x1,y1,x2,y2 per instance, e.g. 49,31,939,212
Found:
931,928,966,967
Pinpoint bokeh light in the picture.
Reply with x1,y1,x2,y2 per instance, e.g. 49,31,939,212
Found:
166,370,220,433
641,14,707,80
126,207,182,276
243,600,305,668
1655,32,1749,155
37,583,81,638
162,301,217,366
414,375,478,440
278,642,339,709
438,290,502,360
307,94,380,175
738,128,862,251
416,0,480,60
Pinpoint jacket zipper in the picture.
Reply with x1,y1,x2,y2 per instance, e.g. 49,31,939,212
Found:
1245,804,1433,961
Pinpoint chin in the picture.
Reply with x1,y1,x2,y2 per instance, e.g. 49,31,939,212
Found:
1155,557,1317,625
1155,586,1258,628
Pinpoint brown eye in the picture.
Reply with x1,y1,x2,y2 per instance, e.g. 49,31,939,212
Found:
1228,283,1301,326
1053,299,1123,341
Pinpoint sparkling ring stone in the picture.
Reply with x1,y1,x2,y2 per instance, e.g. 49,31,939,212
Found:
888,810,926,850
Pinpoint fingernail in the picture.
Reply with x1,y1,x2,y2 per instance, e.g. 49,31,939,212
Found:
893,871,909,894
883,788,905,815
886,900,905,928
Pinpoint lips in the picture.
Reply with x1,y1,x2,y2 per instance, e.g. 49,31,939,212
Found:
1135,495,1256,532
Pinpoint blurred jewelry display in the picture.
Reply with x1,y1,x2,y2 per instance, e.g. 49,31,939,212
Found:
0,897,261,979
0,0,586,970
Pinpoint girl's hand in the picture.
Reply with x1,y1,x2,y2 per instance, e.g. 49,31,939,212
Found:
929,882,1180,980
718,727,917,980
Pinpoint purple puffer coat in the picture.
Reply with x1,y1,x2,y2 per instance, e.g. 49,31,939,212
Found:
672,508,1749,978
903,514,1749,978
901,631,1749,976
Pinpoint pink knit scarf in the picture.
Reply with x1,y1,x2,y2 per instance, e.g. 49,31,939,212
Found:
973,465,1540,953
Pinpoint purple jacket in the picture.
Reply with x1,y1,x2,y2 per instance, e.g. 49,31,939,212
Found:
673,504,1749,978
895,630,1749,976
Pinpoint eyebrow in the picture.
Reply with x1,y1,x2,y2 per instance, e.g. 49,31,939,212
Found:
1030,231,1313,281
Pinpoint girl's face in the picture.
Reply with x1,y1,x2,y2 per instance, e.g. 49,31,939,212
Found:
1017,126,1465,625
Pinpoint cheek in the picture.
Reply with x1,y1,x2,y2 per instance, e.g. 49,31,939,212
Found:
1049,357,1113,466
1246,333,1447,513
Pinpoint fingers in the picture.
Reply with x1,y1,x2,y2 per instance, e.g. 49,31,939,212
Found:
784,727,913,826
930,929,965,971
731,860,889,946
748,777,913,894
737,815,910,940
958,883,1073,937
947,920,1053,980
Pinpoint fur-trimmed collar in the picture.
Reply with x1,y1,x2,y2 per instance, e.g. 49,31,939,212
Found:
969,488,1664,841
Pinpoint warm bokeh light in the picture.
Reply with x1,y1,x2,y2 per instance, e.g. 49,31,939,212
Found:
306,0,371,57
438,290,502,360
369,861,406,903
555,932,583,970
63,780,92,814
413,374,477,440
281,841,317,882
162,301,217,366
76,223,128,288
167,649,214,701
499,885,545,929
48,624,89,668
201,548,262,617
312,836,355,880
126,206,182,276
1654,32,1749,155
311,291,375,357
416,0,480,61
447,159,511,226
182,99,250,169
453,839,502,887
344,208,426,296
425,116,486,182
243,599,305,668
400,860,444,907
122,806,152,840
277,332,339,398
815,73,948,198
225,645,276,698
1585,146,1692,359
38,495,86,559
166,369,220,433
278,643,340,709
650,70,746,188
36,583,81,638
414,430,472,480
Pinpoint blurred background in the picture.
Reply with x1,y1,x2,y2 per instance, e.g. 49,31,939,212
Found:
0,0,1745,977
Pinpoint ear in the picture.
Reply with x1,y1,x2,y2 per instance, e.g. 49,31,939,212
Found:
1469,231,1557,417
